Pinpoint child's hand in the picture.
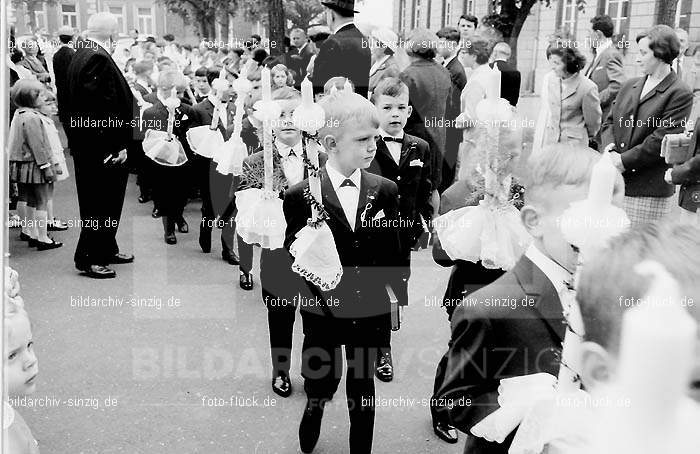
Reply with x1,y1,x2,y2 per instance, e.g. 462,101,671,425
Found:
43,166,55,183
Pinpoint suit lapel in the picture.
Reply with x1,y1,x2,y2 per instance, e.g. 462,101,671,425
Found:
513,256,566,344
639,72,676,105
375,139,399,169
320,167,353,232
398,138,413,170
355,170,379,231
561,74,581,101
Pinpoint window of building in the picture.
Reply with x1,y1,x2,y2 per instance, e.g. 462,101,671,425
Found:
556,0,579,39
445,0,452,26
413,0,422,29
464,0,474,15
61,3,79,29
605,0,630,37
399,0,407,32
106,4,127,34
675,0,691,31
33,5,46,32
136,6,155,35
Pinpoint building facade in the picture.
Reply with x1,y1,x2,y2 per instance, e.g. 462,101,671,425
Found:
9,0,260,46
393,0,700,93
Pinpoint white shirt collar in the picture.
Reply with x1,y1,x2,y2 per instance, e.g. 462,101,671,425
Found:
276,139,302,158
207,93,223,106
596,39,612,54
335,22,355,34
524,243,571,294
378,127,404,140
298,42,308,53
443,53,458,68
326,163,361,191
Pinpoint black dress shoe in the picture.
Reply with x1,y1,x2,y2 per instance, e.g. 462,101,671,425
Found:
138,194,151,203
376,351,394,382
239,272,254,290
48,218,68,231
77,264,116,279
272,373,292,398
165,233,177,244
19,232,32,241
199,229,211,253
108,253,135,264
176,218,189,233
222,251,239,265
433,421,459,444
36,238,63,251
28,238,39,248
152,208,161,218
299,400,324,453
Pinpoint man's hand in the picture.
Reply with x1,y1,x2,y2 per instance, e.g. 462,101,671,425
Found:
664,168,674,184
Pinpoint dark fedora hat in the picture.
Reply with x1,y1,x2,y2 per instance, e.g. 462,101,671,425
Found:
321,0,359,14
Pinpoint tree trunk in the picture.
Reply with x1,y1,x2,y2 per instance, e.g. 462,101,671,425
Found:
656,0,680,26
267,0,286,57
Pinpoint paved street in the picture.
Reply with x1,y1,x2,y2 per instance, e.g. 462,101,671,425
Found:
9,156,464,454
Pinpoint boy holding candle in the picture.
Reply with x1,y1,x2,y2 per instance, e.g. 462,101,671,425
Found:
537,221,700,454
367,77,433,382
234,85,327,396
142,70,195,244
283,90,406,454
436,144,625,454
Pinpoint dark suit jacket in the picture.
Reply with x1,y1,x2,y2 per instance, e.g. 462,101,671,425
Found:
445,57,467,120
52,45,75,124
436,255,565,454
671,118,700,212
312,24,371,97
491,60,520,107
283,167,405,344
65,39,135,162
288,42,315,87
601,71,693,197
141,97,195,159
368,133,432,249
585,46,625,123
190,98,237,140
400,59,452,190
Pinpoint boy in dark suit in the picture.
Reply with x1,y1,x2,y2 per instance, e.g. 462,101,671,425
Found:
283,91,406,454
312,0,371,97
367,77,432,382
490,42,521,108
436,145,625,454
142,70,195,244
190,69,238,264
235,87,328,395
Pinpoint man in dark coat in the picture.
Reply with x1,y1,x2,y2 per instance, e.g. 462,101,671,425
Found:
52,26,75,126
312,0,371,97
287,28,316,88
64,13,136,279
490,42,521,107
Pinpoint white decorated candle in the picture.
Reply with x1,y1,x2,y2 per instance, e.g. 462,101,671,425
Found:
262,67,272,102
301,77,314,107
589,152,617,205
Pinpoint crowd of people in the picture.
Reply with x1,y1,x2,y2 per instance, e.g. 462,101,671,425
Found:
5,0,700,453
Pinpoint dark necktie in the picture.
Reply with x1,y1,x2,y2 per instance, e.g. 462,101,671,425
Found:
340,179,356,188
383,136,402,144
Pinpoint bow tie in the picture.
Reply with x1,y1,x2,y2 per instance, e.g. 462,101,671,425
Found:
340,179,356,188
382,136,403,144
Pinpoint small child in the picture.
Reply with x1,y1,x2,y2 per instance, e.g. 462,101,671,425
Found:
4,268,40,453
368,77,433,382
37,91,69,232
8,80,63,250
270,64,294,89
191,66,211,103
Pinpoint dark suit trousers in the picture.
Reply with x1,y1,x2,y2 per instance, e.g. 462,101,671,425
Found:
238,235,254,274
260,248,298,376
301,327,376,454
72,148,129,266
151,162,188,218
441,127,462,193
197,155,235,251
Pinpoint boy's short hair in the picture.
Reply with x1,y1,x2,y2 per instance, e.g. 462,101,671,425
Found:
578,222,700,353
206,69,221,86
318,91,380,141
370,77,409,104
323,77,354,94
272,86,301,101
436,27,461,43
157,70,184,90
11,80,45,108
133,61,153,75
524,144,624,208
465,37,494,65
459,14,479,28
194,66,208,78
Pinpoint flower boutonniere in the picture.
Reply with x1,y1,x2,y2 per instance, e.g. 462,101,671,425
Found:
359,192,378,225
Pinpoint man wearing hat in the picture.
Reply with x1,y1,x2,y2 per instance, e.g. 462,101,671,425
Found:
312,0,371,97
53,26,75,127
